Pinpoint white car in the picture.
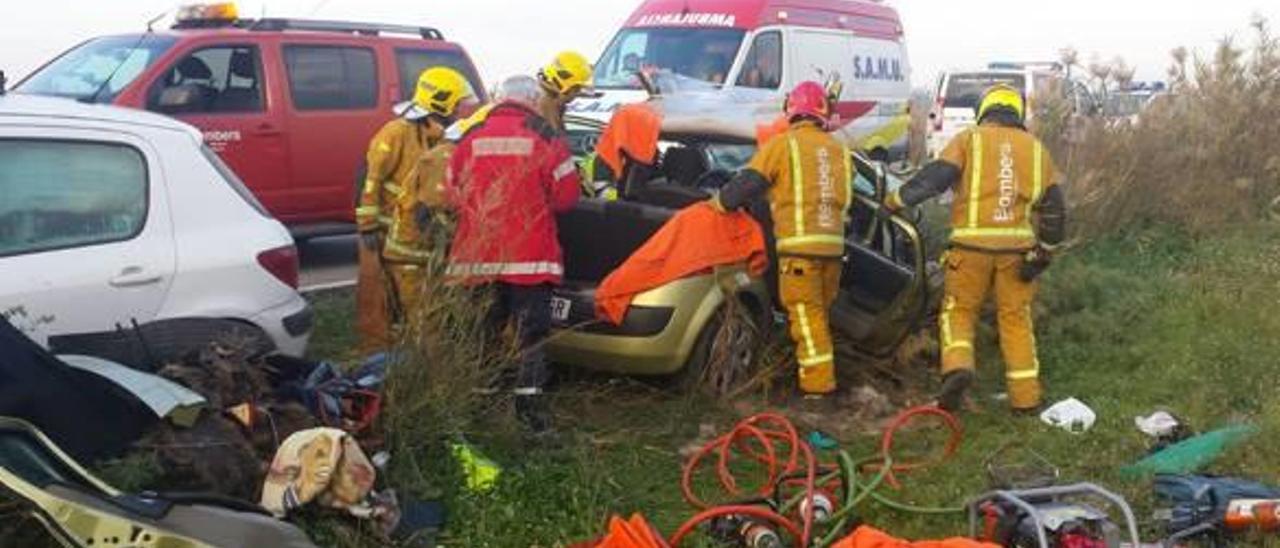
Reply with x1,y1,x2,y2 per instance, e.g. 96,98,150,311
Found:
0,95,311,368
925,64,1095,158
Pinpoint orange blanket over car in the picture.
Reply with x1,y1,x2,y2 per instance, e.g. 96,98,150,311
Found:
596,202,767,325
831,526,1000,548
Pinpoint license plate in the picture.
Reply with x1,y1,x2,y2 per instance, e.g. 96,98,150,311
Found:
550,296,572,322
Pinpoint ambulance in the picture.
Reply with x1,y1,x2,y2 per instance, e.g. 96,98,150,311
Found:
572,0,913,160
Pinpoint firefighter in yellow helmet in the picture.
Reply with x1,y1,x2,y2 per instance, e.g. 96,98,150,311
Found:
884,83,1067,414
445,51,593,142
355,67,472,348
536,50,595,132
713,81,853,397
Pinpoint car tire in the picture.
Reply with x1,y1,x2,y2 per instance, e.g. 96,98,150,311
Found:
679,300,761,397
49,318,276,371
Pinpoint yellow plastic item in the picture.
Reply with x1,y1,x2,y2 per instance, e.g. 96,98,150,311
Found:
451,442,501,493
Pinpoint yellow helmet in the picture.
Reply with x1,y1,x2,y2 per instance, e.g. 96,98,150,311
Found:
976,83,1025,122
538,51,594,98
408,67,471,119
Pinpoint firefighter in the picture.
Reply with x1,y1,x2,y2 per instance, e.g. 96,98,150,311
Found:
355,67,471,344
713,81,853,397
884,83,1067,414
445,51,593,143
445,76,581,434
535,50,595,132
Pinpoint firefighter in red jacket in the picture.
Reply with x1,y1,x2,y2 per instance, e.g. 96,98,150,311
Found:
445,76,581,434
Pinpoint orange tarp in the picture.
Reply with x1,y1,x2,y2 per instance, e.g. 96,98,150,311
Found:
595,103,662,176
587,514,669,548
596,202,767,325
831,526,1001,548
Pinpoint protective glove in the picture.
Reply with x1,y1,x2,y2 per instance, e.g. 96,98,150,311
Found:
882,190,906,213
360,230,384,252
707,192,729,214
1019,245,1053,282
873,203,896,223
414,203,432,231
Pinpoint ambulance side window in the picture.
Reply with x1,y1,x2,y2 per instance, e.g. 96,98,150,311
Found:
147,46,265,114
736,32,783,90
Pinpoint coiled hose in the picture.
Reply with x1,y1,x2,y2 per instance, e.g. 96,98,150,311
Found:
669,406,966,547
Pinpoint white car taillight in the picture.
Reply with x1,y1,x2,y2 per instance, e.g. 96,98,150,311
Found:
257,245,300,289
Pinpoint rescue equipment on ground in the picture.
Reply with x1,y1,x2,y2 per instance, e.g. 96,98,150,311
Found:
1121,424,1258,478
832,525,997,548
1155,474,1280,545
660,407,963,546
968,483,1141,548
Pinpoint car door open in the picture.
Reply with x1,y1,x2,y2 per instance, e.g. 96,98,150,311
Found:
830,159,930,360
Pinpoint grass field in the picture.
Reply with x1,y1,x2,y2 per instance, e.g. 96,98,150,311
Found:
295,220,1280,547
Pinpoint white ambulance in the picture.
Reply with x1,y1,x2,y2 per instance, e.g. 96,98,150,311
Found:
572,0,914,161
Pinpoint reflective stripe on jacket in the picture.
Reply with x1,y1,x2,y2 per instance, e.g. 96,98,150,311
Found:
746,122,853,257
446,102,581,286
938,125,1057,251
356,118,447,264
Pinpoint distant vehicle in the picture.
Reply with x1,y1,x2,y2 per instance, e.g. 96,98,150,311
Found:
14,2,486,239
1101,82,1168,125
0,94,311,368
547,112,939,384
572,0,914,161
926,63,1094,157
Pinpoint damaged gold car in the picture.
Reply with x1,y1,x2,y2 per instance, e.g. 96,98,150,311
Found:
547,113,941,386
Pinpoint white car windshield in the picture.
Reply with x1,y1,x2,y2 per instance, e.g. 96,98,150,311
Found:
594,28,745,90
18,35,177,103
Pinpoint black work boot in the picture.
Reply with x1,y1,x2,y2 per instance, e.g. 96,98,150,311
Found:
937,370,975,413
514,394,553,435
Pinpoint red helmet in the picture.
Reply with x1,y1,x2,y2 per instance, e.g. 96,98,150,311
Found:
785,81,831,123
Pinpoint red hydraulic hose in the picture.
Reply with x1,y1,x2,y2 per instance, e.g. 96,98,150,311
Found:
671,407,961,547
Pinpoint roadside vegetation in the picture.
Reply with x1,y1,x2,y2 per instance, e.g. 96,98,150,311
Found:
295,20,1280,546
4,18,1277,548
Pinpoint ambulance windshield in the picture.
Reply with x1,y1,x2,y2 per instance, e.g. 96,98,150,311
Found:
594,28,745,90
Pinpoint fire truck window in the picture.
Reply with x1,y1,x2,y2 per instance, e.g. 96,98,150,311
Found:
284,46,377,111
147,46,264,114
736,32,783,90
395,49,482,103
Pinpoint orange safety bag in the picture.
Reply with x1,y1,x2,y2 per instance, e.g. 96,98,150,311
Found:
831,525,1000,548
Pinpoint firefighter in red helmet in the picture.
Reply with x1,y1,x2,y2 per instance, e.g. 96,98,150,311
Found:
713,81,853,397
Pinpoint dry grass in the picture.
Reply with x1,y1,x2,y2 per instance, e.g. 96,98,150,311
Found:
377,251,518,498
1036,17,1280,236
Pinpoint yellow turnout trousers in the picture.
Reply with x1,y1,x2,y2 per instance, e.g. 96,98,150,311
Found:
940,248,1042,409
779,256,843,395
356,244,391,355
387,262,428,336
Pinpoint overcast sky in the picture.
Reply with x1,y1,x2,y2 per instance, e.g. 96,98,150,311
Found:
3,0,1277,89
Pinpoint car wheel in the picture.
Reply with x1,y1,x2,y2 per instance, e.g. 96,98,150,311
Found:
681,302,761,397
